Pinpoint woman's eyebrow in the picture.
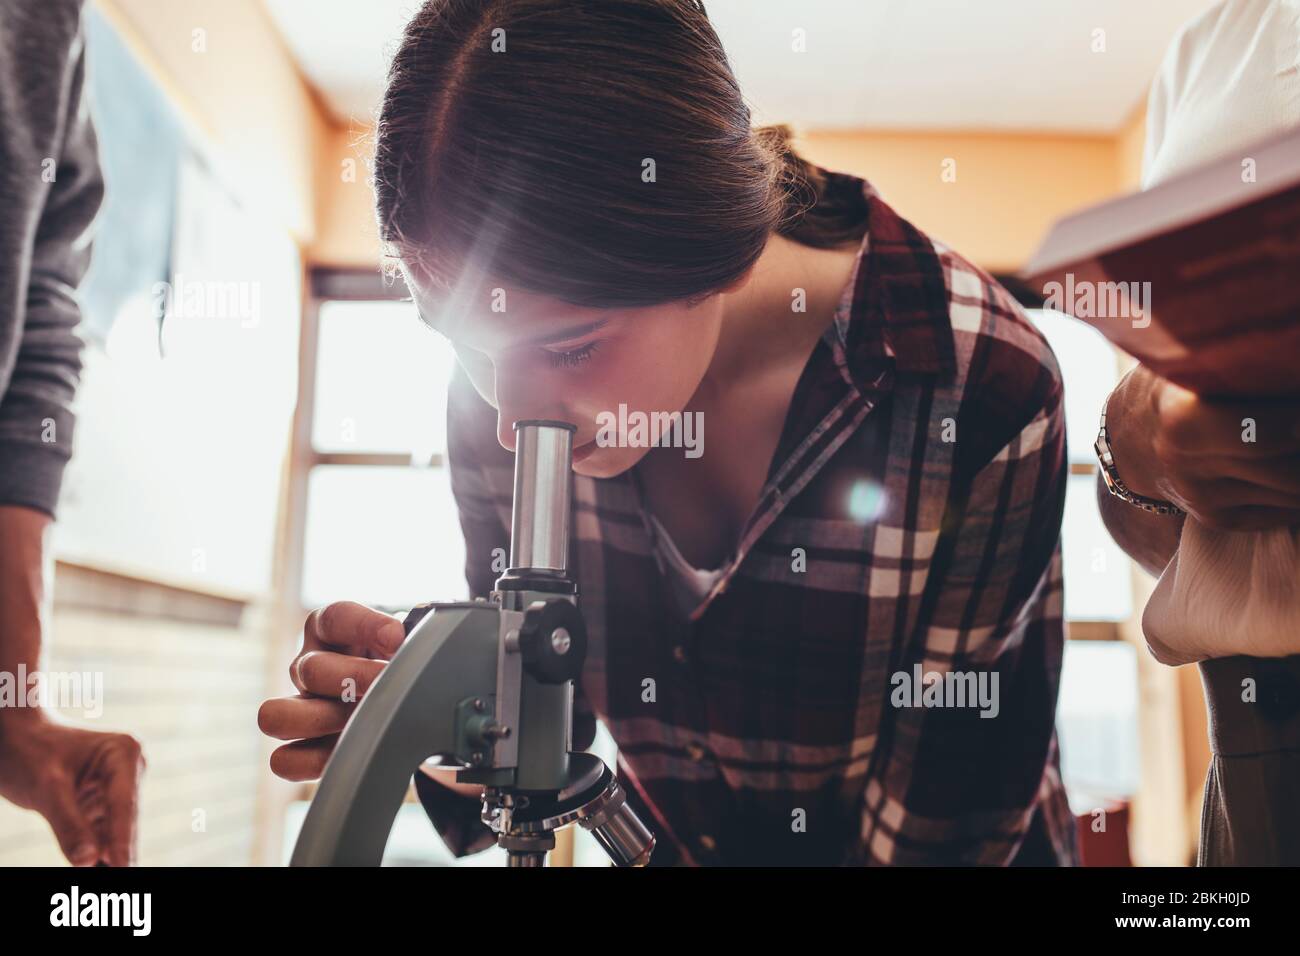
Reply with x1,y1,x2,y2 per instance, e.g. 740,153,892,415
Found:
518,316,611,347
415,301,609,348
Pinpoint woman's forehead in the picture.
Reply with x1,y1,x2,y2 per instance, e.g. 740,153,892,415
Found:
406,268,612,350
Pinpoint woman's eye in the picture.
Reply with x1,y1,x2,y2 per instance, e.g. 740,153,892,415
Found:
545,341,601,369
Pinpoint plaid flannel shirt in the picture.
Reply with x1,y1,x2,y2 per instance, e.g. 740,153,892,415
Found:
413,170,1079,866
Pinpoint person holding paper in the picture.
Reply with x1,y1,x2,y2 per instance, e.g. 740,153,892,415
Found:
1097,0,1300,865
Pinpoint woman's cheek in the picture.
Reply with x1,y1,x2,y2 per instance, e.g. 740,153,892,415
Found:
588,342,662,418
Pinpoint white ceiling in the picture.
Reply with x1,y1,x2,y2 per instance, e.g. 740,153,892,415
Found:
263,0,1220,132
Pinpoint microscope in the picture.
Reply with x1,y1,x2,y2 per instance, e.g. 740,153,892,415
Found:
290,420,655,867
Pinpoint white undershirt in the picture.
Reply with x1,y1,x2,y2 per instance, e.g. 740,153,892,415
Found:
647,512,728,617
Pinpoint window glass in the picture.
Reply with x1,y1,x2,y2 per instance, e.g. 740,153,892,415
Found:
312,300,457,457
1057,639,1141,812
301,465,468,610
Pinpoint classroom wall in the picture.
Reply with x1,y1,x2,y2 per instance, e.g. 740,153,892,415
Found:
1115,101,1149,191
0,568,271,865
311,123,386,269
799,129,1121,272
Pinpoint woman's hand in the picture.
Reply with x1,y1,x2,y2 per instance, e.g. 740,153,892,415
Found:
1105,365,1300,531
258,601,481,796
258,601,404,780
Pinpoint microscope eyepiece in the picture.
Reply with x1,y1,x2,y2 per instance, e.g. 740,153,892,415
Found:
508,420,575,575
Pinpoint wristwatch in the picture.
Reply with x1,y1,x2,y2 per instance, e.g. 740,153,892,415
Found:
1095,411,1186,516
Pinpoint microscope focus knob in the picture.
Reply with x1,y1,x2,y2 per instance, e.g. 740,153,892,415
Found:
518,599,587,684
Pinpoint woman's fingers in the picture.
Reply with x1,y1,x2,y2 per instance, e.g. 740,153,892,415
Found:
261,603,405,780
268,735,341,782
259,603,406,781
291,650,386,699
303,601,405,661
258,695,353,741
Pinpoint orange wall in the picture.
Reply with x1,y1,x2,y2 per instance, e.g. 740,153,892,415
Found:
311,124,386,268
95,0,332,243
1115,102,1149,191
800,129,1124,273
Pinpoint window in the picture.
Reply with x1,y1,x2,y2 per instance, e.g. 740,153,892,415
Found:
293,277,464,614
1029,309,1133,624
1057,640,1141,812
1028,308,1140,813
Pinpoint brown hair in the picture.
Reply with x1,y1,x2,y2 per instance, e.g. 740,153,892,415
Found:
373,0,869,309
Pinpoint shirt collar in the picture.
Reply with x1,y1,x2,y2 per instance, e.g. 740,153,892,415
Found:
821,171,958,394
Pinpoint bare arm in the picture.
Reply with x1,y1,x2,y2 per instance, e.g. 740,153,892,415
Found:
1095,471,1184,578
0,505,145,866
1097,365,1300,578
0,506,51,715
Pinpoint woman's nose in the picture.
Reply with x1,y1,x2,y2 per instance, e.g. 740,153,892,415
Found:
493,379,569,453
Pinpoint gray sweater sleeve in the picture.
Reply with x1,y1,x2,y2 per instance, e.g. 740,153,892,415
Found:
0,1,104,517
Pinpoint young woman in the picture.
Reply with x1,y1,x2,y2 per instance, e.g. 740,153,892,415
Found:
259,0,1076,865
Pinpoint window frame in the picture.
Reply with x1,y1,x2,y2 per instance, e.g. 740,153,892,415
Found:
283,267,441,620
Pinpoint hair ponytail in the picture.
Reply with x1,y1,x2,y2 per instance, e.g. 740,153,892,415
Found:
753,123,870,249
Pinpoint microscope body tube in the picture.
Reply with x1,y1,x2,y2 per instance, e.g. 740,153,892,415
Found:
509,421,574,573
497,421,579,794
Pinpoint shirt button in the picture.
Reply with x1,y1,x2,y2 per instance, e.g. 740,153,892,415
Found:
698,834,717,852
672,645,688,664
686,742,707,762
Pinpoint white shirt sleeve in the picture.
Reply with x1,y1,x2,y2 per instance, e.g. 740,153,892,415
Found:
1142,0,1300,188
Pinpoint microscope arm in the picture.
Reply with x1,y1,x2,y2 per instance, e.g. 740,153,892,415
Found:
289,603,500,866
